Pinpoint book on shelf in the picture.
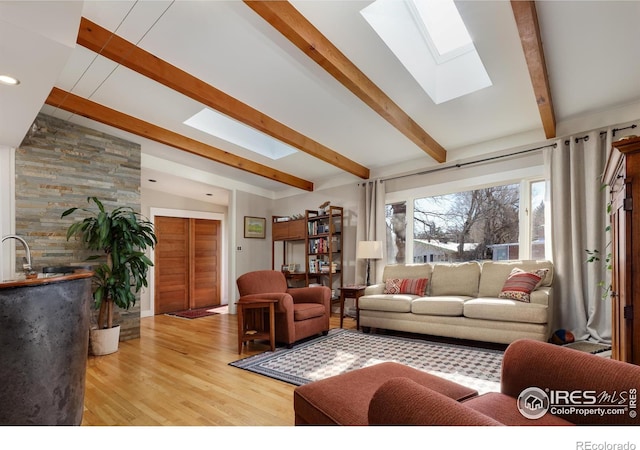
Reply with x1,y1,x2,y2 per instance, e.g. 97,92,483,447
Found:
308,220,332,235
308,222,330,235
319,262,338,273
308,258,318,274
309,237,329,254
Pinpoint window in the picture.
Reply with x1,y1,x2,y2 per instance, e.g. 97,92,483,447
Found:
530,180,546,259
184,108,297,160
407,0,473,60
386,180,546,264
360,0,492,104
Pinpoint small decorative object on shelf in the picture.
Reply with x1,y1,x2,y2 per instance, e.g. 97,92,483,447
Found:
318,201,330,214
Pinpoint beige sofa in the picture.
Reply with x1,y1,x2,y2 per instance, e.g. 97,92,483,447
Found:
358,260,554,345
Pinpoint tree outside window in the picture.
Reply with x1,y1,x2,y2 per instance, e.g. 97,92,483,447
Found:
413,184,521,262
385,202,406,264
530,180,546,259
385,180,546,264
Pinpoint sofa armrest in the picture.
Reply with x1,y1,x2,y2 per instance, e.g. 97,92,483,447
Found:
529,286,552,306
501,339,640,425
238,292,292,314
364,283,385,295
368,378,502,426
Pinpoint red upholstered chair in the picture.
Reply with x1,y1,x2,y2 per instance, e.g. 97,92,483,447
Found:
236,270,331,347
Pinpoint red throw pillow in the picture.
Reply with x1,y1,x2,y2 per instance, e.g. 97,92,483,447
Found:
384,278,428,296
399,278,429,296
498,268,548,302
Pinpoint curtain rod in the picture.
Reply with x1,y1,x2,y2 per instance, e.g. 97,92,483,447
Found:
377,122,638,184
567,124,638,145
380,142,557,183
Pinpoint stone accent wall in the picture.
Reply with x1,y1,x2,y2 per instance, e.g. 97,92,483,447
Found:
14,113,142,340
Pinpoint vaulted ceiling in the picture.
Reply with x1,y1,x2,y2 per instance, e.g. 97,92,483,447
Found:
2,1,640,204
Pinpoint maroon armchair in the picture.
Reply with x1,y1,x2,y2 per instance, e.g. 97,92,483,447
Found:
236,270,331,347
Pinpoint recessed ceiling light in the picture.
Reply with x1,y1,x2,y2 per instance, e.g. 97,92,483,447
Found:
0,75,20,86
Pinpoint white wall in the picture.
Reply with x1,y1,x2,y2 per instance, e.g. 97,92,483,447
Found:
233,189,274,279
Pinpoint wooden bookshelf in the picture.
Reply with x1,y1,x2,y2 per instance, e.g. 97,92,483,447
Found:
272,206,343,296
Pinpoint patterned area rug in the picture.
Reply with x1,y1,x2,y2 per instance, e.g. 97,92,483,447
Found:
230,329,503,394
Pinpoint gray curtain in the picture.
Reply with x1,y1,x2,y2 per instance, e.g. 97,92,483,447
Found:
545,130,611,343
356,180,386,285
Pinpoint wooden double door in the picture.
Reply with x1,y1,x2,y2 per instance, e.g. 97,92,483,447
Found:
155,216,221,314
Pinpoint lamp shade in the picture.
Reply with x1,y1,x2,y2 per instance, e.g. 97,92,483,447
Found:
356,240,383,260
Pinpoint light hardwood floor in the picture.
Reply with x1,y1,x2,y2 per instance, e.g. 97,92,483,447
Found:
81,308,356,426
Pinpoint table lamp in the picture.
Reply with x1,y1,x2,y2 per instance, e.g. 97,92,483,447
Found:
357,240,383,286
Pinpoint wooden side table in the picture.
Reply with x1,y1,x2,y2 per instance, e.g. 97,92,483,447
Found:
338,285,367,330
237,298,277,354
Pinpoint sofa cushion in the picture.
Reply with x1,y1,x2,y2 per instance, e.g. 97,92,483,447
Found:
293,303,326,321
384,278,429,296
411,296,468,316
430,262,481,297
463,298,549,324
498,268,549,303
358,294,414,313
479,260,554,297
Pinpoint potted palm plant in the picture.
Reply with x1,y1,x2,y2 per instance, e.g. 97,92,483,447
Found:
62,197,157,355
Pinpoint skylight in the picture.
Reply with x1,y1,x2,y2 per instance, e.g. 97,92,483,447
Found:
361,0,492,104
409,0,473,60
184,108,297,160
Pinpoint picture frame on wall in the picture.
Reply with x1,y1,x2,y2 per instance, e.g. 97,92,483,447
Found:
244,216,266,239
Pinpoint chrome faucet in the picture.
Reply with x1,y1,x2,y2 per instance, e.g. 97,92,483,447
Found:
2,234,33,274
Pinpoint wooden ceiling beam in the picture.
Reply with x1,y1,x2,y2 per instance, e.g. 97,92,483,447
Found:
76,17,369,180
511,1,556,139
45,87,314,192
244,0,447,164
